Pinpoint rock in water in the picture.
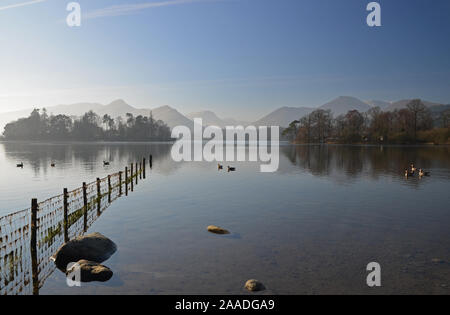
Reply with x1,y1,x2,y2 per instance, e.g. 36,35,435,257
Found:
66,260,113,282
52,232,117,270
244,279,265,292
207,225,230,235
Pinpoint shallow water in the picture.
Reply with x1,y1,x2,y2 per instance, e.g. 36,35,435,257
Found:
0,142,449,294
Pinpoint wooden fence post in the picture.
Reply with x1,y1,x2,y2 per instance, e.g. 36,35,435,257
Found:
139,162,142,180
63,188,69,242
143,158,146,179
150,155,153,168
82,182,88,232
96,178,101,214
119,171,123,195
135,162,138,185
30,198,39,295
125,167,128,196
108,175,111,203
131,164,134,192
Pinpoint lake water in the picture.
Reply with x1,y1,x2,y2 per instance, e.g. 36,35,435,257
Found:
0,142,449,294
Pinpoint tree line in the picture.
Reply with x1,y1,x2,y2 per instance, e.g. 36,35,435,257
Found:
2,109,173,141
283,99,450,144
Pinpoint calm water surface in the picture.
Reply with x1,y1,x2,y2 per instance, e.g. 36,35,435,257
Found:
0,142,449,294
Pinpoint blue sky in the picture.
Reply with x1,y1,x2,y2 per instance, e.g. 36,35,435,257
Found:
0,0,449,120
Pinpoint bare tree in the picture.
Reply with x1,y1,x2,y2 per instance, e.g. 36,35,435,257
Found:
440,109,450,128
406,99,429,142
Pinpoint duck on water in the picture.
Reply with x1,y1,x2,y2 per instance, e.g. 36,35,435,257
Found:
404,163,430,178
227,166,236,172
419,169,430,177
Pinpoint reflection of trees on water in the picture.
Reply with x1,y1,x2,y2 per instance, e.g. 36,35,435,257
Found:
2,142,176,176
4,142,450,184
281,145,450,185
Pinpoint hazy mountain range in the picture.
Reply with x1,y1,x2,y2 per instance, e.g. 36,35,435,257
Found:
0,96,448,131
254,96,448,127
186,111,248,128
0,99,194,131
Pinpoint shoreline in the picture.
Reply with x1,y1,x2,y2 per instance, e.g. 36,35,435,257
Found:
1,139,449,147
0,139,176,145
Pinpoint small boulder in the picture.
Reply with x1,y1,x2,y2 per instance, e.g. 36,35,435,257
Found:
67,260,113,282
52,232,117,270
244,279,265,292
207,225,230,235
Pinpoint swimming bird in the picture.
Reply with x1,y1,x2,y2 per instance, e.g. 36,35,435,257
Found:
51,163,56,167
405,169,414,178
410,164,416,173
103,161,110,166
419,169,430,177
227,166,236,172
218,163,223,170
17,162,23,168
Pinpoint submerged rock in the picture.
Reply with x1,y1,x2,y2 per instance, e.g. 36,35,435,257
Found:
52,232,117,270
207,225,230,235
66,260,113,282
244,279,265,292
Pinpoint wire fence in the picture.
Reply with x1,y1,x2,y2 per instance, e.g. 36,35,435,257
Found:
0,158,148,295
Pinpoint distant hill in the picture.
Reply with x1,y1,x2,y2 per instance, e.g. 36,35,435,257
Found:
0,100,193,131
385,99,444,111
222,117,250,126
430,104,450,113
187,110,227,128
151,105,194,130
253,96,374,128
1,97,447,133
365,100,392,110
187,110,250,128
319,96,372,116
253,106,314,127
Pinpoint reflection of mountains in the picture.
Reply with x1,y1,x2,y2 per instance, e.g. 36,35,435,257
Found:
4,142,449,183
2,142,179,176
280,145,450,184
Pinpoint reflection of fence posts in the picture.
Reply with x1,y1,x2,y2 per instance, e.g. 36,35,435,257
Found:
108,175,111,203
30,198,39,296
63,188,69,243
83,182,88,232
2,160,150,295
131,164,134,192
96,178,101,215
119,171,122,195
135,162,138,185
143,158,146,179
125,167,128,196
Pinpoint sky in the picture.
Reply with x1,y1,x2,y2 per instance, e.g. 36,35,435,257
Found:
0,0,449,120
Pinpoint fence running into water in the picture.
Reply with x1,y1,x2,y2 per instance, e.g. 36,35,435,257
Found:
0,156,150,295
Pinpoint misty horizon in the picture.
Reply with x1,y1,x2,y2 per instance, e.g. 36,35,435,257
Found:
1,1,450,122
